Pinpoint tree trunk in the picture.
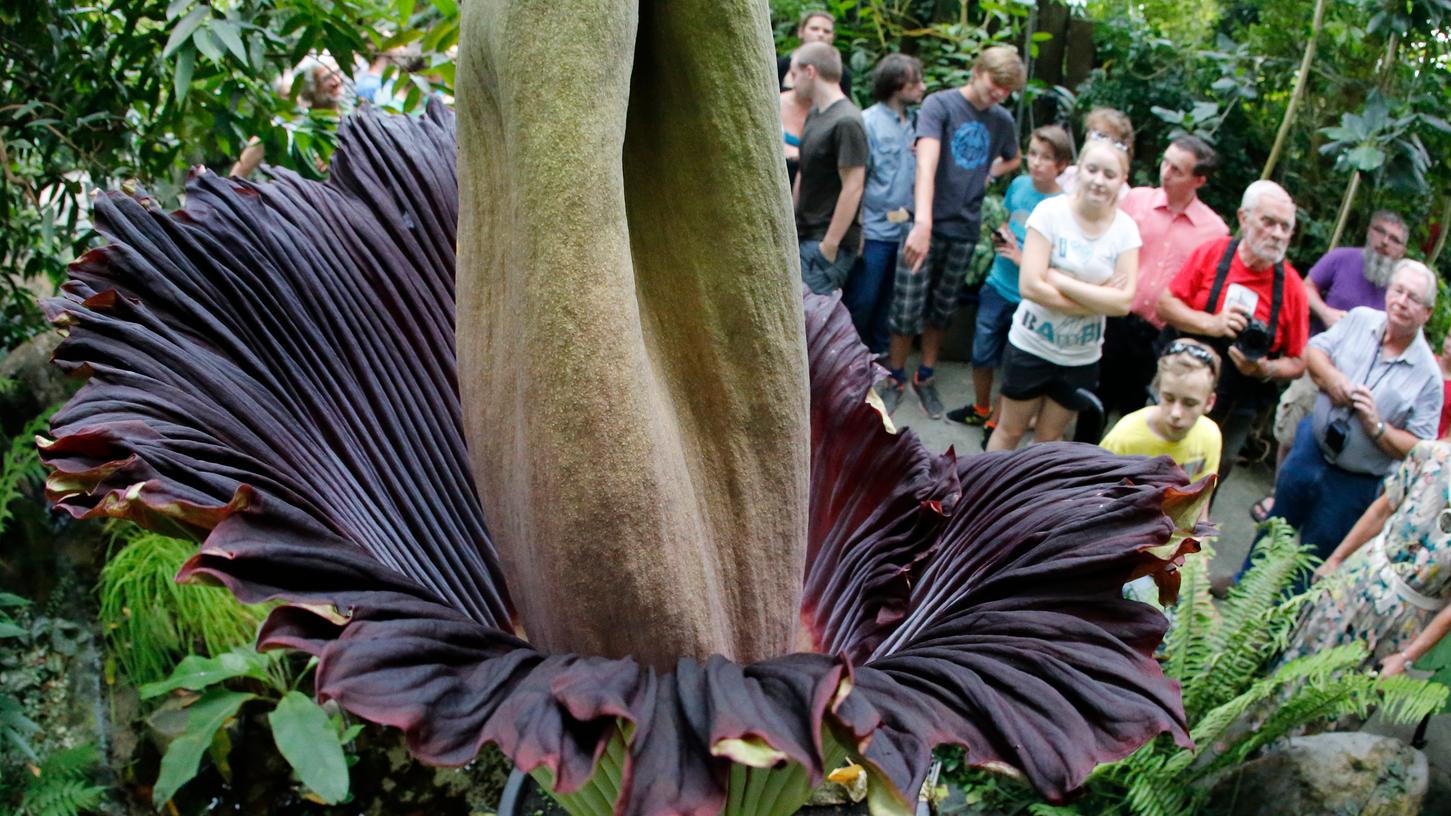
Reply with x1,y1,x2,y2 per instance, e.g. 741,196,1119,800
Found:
1329,170,1361,249
1261,0,1326,180
1430,196,1451,266
454,0,810,670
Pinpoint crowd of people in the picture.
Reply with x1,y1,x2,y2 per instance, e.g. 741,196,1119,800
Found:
779,9,1451,681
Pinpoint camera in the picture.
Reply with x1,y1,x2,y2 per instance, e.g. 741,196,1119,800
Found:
1234,318,1272,360
1325,415,1351,455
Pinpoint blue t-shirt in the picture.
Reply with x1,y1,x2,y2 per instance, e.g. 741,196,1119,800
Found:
914,89,1018,242
985,175,1058,303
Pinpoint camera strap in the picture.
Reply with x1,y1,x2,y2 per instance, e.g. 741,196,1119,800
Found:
1204,238,1285,353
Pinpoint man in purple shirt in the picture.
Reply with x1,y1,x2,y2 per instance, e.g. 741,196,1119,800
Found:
1305,211,1410,334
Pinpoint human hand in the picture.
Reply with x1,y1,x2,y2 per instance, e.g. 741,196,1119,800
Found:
1323,371,1356,407
903,222,931,273
1349,386,1382,435
1312,556,1342,582
1212,305,1251,338
1379,652,1412,677
995,227,1021,265
819,241,839,264
1323,307,1347,327
1227,345,1269,379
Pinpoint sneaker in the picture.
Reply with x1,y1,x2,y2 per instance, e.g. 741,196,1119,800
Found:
946,403,992,427
913,373,944,419
875,376,905,415
980,420,996,451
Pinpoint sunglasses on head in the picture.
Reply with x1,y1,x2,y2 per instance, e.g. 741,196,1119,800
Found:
1161,341,1219,374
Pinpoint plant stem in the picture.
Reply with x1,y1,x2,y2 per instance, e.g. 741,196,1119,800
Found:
1328,170,1361,249
1431,196,1451,266
1261,0,1325,180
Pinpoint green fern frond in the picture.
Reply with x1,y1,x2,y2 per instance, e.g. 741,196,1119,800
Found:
98,524,266,685
19,743,106,816
1161,542,1219,682
1182,521,1316,718
0,406,58,537
1123,769,1195,816
1375,673,1450,724
19,777,106,816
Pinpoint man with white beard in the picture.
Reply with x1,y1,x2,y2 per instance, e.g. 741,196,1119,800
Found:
1157,180,1311,488
1250,211,1410,522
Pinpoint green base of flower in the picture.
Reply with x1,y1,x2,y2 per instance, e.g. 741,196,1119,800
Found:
530,724,914,816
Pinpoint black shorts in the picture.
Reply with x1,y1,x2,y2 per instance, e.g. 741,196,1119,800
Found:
999,342,1100,407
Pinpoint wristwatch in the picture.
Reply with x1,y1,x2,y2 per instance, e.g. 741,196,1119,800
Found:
1373,420,1386,441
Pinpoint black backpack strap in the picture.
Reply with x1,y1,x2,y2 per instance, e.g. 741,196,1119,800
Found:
1265,260,1284,352
1205,238,1286,356
1204,238,1239,315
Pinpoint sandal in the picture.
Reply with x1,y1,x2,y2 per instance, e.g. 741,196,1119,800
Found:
1250,495,1274,523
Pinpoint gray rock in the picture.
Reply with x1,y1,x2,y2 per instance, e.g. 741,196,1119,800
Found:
1206,732,1428,816
0,329,71,435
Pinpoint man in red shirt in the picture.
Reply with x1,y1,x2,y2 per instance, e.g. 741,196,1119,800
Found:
1157,180,1310,485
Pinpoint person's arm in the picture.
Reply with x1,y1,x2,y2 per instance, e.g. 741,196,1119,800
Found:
1305,345,1355,406
1017,228,1095,316
229,137,265,178
819,165,865,262
902,138,940,273
1227,347,1306,381
1303,277,1345,328
1316,493,1392,578
1349,372,1441,459
988,153,1021,185
1381,602,1451,675
1157,289,1249,338
1050,247,1138,316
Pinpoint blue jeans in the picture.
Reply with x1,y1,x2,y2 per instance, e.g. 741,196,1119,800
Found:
1243,417,1382,592
970,284,1017,368
841,238,897,353
800,240,856,296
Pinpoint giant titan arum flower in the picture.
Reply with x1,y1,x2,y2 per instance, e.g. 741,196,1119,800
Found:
40,3,1210,814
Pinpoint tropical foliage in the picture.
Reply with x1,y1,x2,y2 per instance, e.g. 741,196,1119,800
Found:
939,520,1450,816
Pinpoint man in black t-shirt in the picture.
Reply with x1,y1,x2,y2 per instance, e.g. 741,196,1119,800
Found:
790,42,868,296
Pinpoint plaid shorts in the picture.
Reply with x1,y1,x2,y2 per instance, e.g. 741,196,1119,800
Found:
888,234,976,336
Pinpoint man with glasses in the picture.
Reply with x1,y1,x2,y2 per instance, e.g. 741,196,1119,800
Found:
1253,211,1412,521
1266,260,1443,581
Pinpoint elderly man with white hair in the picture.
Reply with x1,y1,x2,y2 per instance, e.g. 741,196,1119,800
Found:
1157,179,1312,486
1267,258,1443,578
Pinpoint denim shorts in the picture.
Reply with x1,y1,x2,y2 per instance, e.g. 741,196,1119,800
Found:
970,284,1018,368
800,239,857,295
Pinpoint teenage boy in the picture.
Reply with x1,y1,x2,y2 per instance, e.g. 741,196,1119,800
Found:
791,42,868,295
1102,338,1223,483
947,124,1072,430
877,45,1025,419
841,53,925,354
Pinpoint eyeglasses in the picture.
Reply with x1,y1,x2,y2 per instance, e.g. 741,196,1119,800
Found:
1370,223,1408,247
1387,282,1430,308
1161,341,1220,375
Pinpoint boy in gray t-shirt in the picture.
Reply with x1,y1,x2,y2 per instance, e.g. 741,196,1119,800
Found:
876,46,1024,420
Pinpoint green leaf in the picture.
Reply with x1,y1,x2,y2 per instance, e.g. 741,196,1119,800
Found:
430,0,458,17
269,692,350,804
139,649,273,699
193,27,224,63
163,6,208,58
173,46,195,102
166,0,191,20
211,20,249,64
1346,145,1386,171
0,592,31,608
152,689,254,808
396,0,416,22
0,622,25,638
